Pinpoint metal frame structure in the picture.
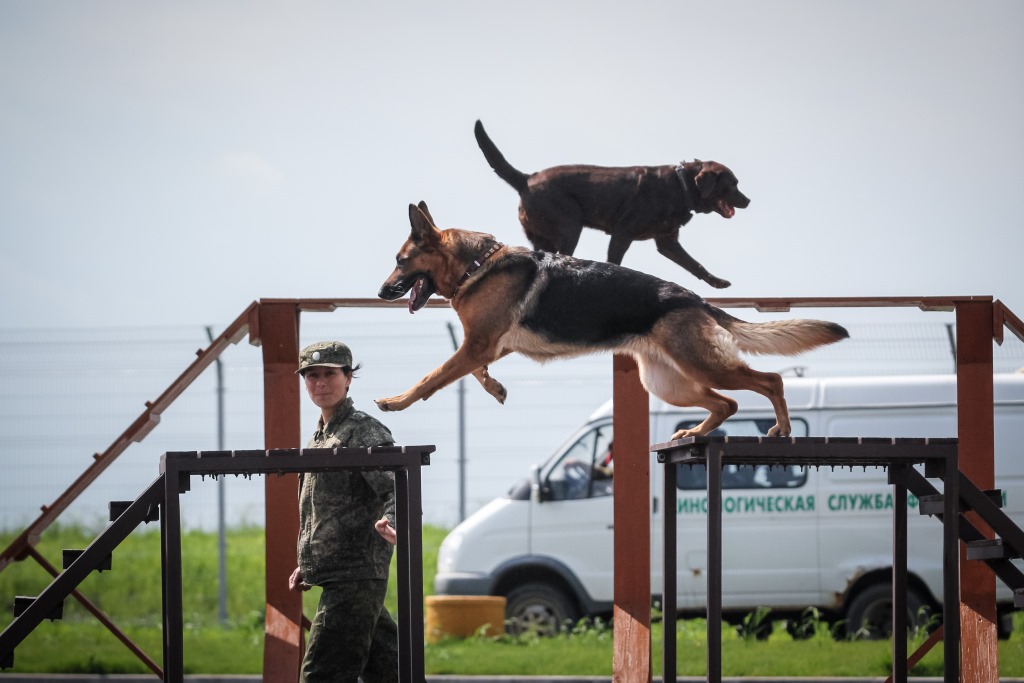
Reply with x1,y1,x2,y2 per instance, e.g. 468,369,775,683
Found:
159,447,432,683
0,446,432,683
2,295,1023,683
653,436,960,683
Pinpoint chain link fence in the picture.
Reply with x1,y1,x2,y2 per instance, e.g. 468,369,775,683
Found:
2,310,1022,532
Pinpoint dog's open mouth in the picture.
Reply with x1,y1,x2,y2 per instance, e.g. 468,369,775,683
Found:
407,275,436,313
378,272,437,312
714,199,736,219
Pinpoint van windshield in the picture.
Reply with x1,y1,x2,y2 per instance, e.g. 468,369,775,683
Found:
543,423,614,501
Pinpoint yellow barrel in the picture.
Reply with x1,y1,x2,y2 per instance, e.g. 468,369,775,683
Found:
424,595,507,642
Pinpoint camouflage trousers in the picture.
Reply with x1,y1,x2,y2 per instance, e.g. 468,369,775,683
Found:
300,579,398,683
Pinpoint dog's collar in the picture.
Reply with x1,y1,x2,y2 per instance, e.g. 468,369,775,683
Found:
674,164,695,212
455,242,504,293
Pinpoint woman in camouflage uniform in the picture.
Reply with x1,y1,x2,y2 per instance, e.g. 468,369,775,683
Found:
288,341,399,683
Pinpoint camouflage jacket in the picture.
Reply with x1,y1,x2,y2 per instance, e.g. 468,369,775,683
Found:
297,397,396,584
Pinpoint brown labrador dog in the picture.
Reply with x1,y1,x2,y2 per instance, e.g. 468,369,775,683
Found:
474,120,750,289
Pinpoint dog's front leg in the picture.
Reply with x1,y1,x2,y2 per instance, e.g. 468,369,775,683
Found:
654,232,731,289
606,234,633,265
375,345,497,412
471,360,510,404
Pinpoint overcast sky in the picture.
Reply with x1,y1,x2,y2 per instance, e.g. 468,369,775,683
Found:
1,1,1022,331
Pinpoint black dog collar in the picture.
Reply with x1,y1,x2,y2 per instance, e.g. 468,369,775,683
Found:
674,164,695,212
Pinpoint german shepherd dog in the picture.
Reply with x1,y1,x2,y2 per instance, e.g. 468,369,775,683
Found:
474,120,749,289
376,202,848,439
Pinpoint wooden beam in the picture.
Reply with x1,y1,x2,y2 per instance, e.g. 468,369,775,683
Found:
258,302,304,683
956,300,998,683
612,354,651,683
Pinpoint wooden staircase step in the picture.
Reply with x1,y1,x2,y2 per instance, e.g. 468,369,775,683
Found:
918,488,1003,516
971,488,1004,510
985,489,1005,508
13,596,62,621
918,494,943,516
109,500,159,523
62,549,112,571
966,538,1014,561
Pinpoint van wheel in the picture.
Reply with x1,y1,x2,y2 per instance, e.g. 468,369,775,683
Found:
844,583,932,640
505,583,579,637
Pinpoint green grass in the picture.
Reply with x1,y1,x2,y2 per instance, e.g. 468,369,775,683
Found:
3,524,1024,676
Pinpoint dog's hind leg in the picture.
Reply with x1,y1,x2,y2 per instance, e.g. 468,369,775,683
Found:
635,354,738,438
681,364,791,437
666,385,739,439
521,202,585,256
711,366,790,436
651,314,791,435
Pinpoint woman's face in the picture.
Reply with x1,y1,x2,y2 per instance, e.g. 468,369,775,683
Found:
303,366,352,412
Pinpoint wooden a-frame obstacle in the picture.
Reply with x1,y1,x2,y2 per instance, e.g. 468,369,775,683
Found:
1,295,1022,682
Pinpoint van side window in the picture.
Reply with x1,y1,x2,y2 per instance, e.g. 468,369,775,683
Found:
544,424,614,501
673,419,809,491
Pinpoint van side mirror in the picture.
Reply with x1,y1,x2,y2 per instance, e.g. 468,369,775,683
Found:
530,464,546,503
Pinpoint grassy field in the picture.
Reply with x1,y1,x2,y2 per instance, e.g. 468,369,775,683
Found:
2,524,1024,677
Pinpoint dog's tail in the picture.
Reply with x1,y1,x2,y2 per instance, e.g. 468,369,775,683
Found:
475,120,530,193
711,308,849,356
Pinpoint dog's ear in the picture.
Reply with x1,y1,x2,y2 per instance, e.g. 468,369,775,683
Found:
694,165,719,199
417,201,437,227
408,203,441,250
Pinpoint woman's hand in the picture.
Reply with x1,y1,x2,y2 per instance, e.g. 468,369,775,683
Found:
288,566,310,592
375,517,397,545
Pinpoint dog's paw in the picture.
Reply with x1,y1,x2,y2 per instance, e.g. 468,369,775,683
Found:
484,380,507,404
766,422,791,437
707,276,731,289
477,374,508,404
375,397,404,412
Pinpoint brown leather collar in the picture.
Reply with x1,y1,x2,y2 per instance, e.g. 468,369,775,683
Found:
455,242,503,293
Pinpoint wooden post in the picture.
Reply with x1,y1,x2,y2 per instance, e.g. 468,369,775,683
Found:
612,354,651,683
955,300,998,682
258,302,304,683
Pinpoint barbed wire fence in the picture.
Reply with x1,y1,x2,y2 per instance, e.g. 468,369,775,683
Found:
1,312,1022,533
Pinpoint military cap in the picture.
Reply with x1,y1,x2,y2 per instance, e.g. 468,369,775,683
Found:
297,341,353,375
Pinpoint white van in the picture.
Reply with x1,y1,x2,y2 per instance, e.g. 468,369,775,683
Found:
434,373,1024,638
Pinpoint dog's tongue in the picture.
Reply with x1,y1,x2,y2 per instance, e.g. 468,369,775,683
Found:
408,278,423,314
716,200,736,218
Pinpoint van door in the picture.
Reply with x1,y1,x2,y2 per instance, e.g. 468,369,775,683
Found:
530,421,616,604
666,417,823,612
